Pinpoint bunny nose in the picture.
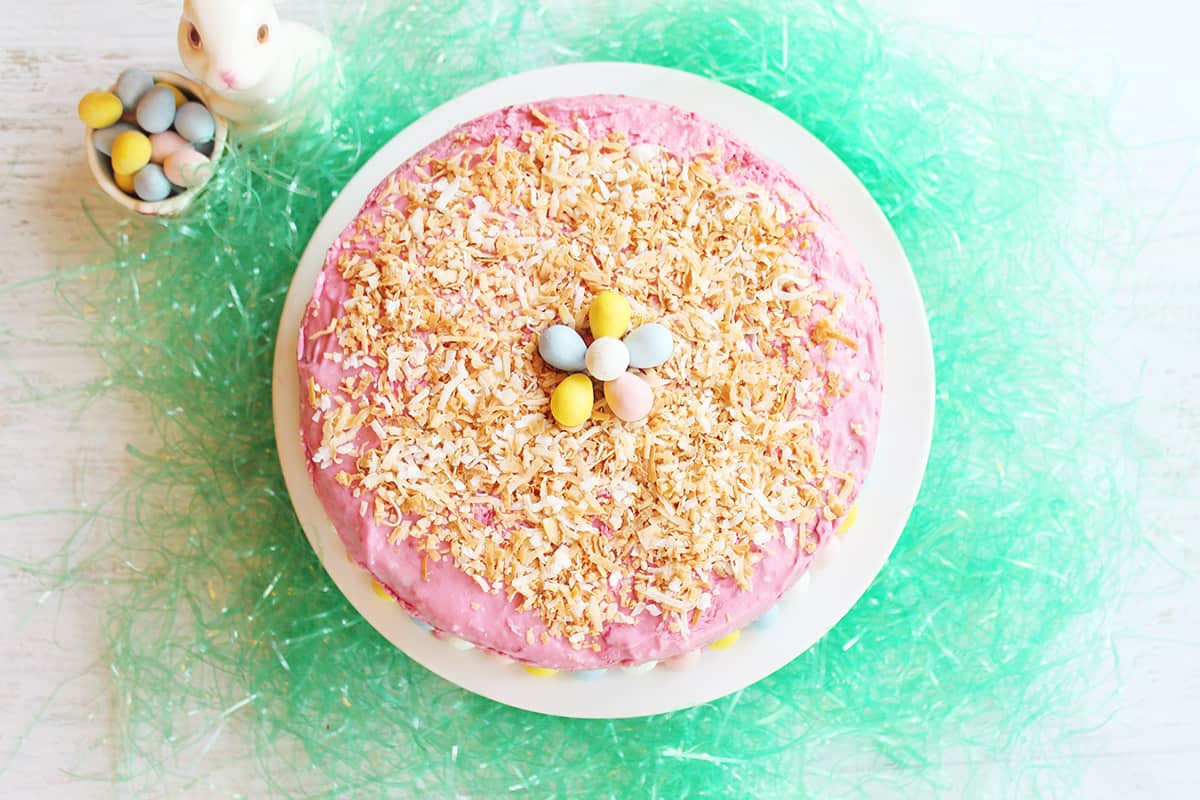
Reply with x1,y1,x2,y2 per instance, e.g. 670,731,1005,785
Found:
220,71,238,89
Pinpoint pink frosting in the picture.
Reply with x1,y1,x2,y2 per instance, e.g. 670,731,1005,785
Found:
297,96,883,669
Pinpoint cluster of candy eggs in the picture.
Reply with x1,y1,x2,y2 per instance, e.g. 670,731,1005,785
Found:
77,69,220,205
539,292,674,427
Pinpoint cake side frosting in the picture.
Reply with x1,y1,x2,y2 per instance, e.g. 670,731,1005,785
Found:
297,95,883,669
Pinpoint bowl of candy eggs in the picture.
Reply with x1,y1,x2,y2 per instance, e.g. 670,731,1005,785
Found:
78,69,228,217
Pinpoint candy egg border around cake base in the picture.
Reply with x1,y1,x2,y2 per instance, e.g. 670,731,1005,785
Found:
272,62,934,719
357,507,859,680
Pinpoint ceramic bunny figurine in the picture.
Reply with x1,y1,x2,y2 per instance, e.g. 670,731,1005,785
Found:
178,0,331,129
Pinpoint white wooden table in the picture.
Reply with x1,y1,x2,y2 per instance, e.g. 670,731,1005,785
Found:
2,1,1197,797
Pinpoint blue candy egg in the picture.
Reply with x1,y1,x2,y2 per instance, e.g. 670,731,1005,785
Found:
624,323,674,369
572,669,607,681
174,102,215,144
538,324,587,372
92,122,136,157
135,86,178,134
115,68,155,109
133,163,172,202
751,605,780,630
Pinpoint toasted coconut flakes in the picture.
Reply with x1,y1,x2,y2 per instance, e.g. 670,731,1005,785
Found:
308,119,863,647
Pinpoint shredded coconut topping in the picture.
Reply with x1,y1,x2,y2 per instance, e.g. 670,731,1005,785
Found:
307,109,858,645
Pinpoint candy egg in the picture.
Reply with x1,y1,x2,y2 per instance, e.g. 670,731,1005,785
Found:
751,605,780,630
174,102,215,143
110,130,152,176
621,661,658,675
164,148,212,188
585,337,629,382
92,122,135,157
624,323,674,369
708,630,741,651
149,131,190,165
156,82,188,107
550,373,594,427
538,325,587,372
133,164,172,202
604,372,653,422
369,579,394,602
664,649,703,671
589,291,631,339
77,91,123,129
836,504,858,535
113,171,136,194
114,68,155,109
136,86,178,134
524,666,558,678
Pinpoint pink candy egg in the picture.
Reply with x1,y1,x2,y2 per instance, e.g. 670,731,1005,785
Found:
163,147,212,188
604,372,654,422
150,131,191,165
664,649,702,671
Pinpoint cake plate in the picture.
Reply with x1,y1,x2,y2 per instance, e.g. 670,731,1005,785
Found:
272,62,935,719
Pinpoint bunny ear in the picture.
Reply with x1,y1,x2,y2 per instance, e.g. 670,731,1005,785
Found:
623,323,674,369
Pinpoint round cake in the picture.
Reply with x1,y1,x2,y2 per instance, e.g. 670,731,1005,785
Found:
297,95,883,671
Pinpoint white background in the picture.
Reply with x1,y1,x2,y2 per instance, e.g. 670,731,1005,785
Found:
1,1,1197,797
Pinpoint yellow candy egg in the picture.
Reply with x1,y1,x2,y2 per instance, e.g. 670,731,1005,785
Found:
156,81,188,107
111,131,153,176
708,630,741,651
523,666,558,678
550,373,594,427
589,291,631,339
113,171,136,194
836,504,858,535
77,91,123,129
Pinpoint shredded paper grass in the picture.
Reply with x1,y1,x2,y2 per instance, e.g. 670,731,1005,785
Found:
22,0,1136,796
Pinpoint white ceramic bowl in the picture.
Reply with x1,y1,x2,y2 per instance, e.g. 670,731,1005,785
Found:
84,71,228,217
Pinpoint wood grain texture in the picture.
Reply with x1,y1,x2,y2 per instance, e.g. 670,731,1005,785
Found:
1,1,1197,797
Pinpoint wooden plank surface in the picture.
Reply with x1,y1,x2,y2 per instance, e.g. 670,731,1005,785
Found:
2,1,1197,797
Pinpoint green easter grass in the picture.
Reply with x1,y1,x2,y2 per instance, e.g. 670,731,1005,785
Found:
43,0,1135,796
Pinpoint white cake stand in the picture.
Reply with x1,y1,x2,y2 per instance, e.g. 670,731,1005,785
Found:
271,62,935,719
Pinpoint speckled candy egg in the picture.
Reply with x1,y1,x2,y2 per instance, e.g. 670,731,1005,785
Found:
136,86,178,134
550,373,594,428
538,325,587,372
585,337,629,382
589,291,632,339
156,81,187,107
624,323,674,369
175,102,215,144
133,164,172,202
114,68,155,109
110,130,152,176
149,131,190,165
92,122,136,157
113,170,136,194
604,372,653,422
77,91,123,129
164,148,212,188
751,605,781,630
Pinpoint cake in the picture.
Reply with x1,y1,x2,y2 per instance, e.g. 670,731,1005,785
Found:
297,95,883,671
